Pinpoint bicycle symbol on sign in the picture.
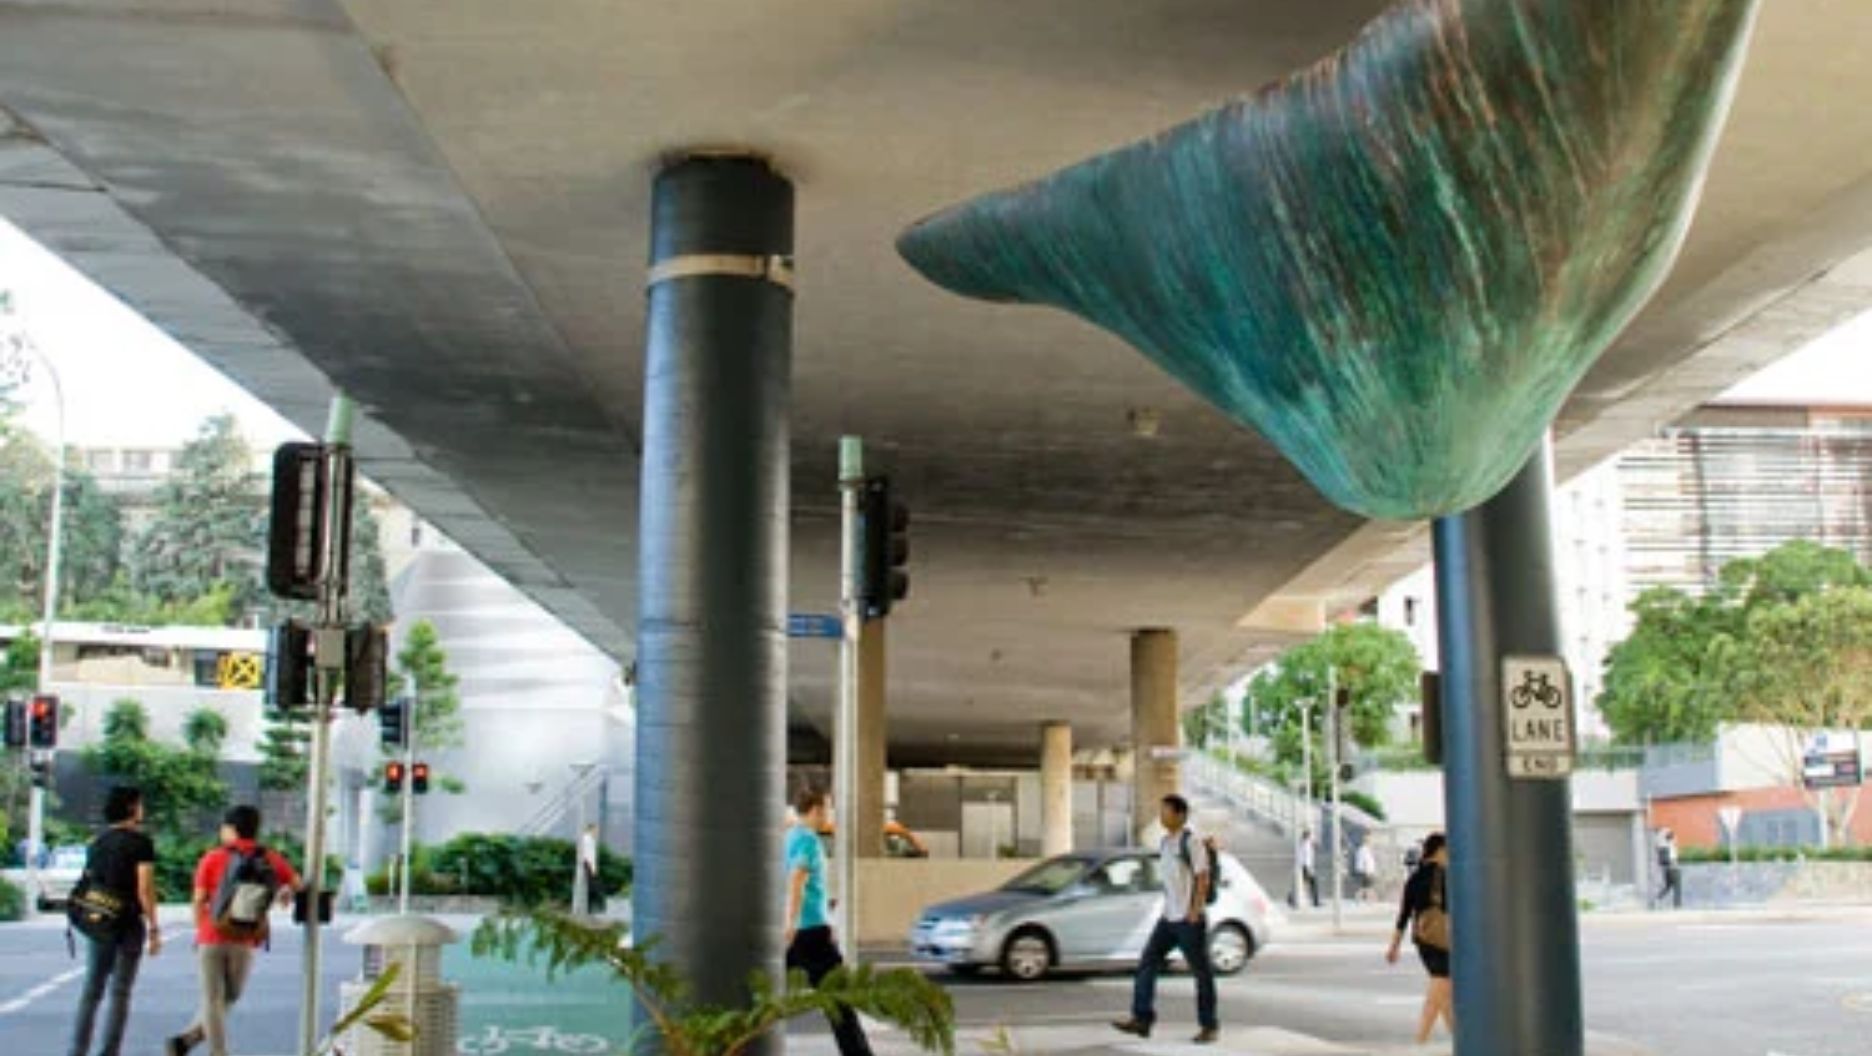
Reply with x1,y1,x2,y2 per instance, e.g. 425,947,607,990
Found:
1509,670,1564,710
458,1024,610,1054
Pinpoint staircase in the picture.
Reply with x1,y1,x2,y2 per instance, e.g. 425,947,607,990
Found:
1182,750,1412,902
516,764,608,838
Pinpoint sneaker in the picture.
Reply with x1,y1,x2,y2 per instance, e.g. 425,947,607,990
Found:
165,1037,191,1056
1111,1019,1152,1039
1193,1028,1220,1045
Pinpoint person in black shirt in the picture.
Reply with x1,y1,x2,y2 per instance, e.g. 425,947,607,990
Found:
1385,831,1452,1045
67,785,161,1056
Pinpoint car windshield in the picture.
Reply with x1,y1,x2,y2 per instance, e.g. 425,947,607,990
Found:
1000,857,1090,895
51,848,87,869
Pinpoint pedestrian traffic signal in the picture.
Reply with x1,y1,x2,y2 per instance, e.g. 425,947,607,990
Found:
3,698,24,749
27,694,57,749
379,697,408,749
859,475,910,619
28,754,53,789
384,761,405,794
344,626,389,714
265,621,313,710
412,762,430,795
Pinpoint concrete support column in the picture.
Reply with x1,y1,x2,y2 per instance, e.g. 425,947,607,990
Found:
856,617,887,859
632,154,792,1027
1131,628,1178,842
1040,721,1074,856
1432,434,1584,1056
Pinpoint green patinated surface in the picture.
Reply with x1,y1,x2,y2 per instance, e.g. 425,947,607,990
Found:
897,0,1761,519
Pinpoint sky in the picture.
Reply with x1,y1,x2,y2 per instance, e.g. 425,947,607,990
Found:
0,216,1868,455
0,219,303,452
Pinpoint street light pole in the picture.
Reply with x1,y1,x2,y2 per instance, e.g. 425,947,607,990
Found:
0,293,65,892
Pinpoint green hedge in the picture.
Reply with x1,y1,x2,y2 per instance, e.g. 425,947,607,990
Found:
1679,845,1872,864
0,876,25,922
368,833,633,907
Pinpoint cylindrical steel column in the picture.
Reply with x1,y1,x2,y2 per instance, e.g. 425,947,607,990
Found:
1131,629,1178,841
633,155,793,1032
1040,721,1074,856
1432,434,1583,1056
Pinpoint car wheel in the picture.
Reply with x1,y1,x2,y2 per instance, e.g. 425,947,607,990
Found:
1000,929,1053,982
1208,922,1254,976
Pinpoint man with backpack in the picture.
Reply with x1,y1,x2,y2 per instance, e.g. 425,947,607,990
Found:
66,786,160,1056
166,805,301,1056
1113,793,1220,1045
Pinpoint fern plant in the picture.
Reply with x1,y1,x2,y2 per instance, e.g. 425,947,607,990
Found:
472,910,955,1056
319,960,418,1055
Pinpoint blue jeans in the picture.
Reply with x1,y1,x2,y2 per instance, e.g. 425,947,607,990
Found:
1131,918,1218,1030
68,924,144,1056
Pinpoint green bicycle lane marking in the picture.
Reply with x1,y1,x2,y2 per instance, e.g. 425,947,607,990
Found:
443,938,635,1052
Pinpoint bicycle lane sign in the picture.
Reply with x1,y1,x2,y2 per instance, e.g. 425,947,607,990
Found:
1501,655,1575,779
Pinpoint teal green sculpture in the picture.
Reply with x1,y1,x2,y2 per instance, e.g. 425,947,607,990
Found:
898,0,1761,519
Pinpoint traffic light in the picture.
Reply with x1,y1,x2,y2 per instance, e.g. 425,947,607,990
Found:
265,621,313,710
344,626,389,714
267,442,331,601
379,697,408,750
28,694,57,749
3,698,24,749
1332,686,1355,782
412,762,430,795
29,754,53,789
265,442,353,601
859,475,909,619
384,761,405,794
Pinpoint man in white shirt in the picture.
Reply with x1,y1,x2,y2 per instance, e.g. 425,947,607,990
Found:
1113,794,1219,1044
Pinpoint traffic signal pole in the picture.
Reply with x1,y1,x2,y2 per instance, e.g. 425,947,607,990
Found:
833,436,862,960
398,676,417,916
298,395,354,1056
1327,668,1343,933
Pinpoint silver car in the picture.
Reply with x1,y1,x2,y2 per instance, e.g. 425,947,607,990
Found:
910,848,1275,981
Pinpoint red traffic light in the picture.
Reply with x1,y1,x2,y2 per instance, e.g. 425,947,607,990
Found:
384,761,405,793
28,694,57,749
411,762,431,795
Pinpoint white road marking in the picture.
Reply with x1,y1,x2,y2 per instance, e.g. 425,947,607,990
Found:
0,966,85,1017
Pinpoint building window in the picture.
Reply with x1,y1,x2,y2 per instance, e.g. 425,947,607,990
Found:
87,449,115,472
122,449,153,472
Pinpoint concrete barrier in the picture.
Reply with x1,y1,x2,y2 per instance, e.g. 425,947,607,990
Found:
856,858,1038,945
1681,860,1872,907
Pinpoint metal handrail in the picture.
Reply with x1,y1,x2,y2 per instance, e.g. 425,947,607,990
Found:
517,765,608,837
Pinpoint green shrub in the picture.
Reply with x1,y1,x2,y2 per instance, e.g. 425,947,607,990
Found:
422,833,633,907
1679,844,1872,865
0,876,25,922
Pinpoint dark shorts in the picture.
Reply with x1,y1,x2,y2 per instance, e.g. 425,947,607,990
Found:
1417,943,1450,979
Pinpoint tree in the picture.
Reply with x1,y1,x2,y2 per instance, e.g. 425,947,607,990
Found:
1598,541,1872,746
1239,622,1419,793
81,699,227,841
0,429,124,618
380,620,465,821
1726,587,1872,844
129,414,264,618
1181,693,1229,750
347,497,395,626
0,630,38,694
1596,587,1735,746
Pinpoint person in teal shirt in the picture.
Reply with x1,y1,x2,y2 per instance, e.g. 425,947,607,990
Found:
785,788,871,1056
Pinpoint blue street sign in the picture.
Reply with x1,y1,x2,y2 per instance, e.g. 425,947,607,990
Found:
787,613,843,640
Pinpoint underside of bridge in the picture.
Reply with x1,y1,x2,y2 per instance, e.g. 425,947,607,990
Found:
2,0,1871,766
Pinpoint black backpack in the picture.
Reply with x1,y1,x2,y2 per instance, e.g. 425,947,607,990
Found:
67,869,133,943
210,846,280,941
1179,830,1223,907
